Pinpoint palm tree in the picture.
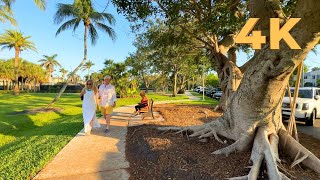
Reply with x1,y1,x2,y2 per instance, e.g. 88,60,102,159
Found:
1,0,46,10
38,54,61,84
48,0,116,106
30,0,46,10
0,1,16,25
0,30,36,95
59,68,68,81
81,60,94,80
0,0,46,25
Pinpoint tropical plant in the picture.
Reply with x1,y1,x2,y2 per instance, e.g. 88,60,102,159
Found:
312,67,320,71
0,0,46,26
1,0,46,10
0,30,37,95
0,59,14,90
81,60,94,80
48,0,116,106
67,72,80,84
0,1,16,25
59,68,68,81
0,59,45,92
205,73,219,87
113,0,320,177
101,59,135,97
38,54,61,84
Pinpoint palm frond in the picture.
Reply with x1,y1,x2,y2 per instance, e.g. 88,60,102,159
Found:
101,12,116,25
88,24,98,45
72,18,81,32
95,22,116,41
52,54,58,59
0,5,17,26
33,0,46,10
0,29,37,52
54,3,75,24
56,18,78,36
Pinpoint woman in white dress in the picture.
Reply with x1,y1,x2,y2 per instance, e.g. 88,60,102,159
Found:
80,80,101,135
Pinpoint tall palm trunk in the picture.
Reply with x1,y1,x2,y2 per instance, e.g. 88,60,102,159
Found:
47,24,88,107
48,70,53,84
88,68,90,80
14,49,20,95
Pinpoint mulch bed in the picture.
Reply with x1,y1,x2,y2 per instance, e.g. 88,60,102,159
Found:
126,104,320,180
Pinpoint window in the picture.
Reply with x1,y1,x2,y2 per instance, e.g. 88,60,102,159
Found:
313,75,316,79
285,89,313,98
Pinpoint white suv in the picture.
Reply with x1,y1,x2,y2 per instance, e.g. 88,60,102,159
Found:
282,87,320,126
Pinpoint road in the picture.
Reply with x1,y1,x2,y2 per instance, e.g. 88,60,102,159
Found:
284,119,320,140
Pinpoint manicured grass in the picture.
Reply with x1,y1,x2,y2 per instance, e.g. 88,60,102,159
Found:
172,92,219,105
0,93,83,179
116,92,190,107
0,92,189,179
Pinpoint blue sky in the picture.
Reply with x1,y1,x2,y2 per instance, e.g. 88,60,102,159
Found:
0,0,319,79
0,0,136,78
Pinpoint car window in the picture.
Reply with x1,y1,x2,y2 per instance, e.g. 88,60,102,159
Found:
285,89,313,98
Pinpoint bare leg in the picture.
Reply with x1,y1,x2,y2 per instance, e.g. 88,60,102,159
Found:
90,118,93,127
105,114,111,129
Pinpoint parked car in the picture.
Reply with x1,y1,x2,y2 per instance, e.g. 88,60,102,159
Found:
213,91,222,100
194,86,202,93
282,87,320,126
199,87,208,94
205,88,214,97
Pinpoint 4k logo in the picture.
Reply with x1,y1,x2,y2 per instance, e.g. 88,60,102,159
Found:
235,18,301,50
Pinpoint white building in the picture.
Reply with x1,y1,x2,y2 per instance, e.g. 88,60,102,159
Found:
303,70,320,86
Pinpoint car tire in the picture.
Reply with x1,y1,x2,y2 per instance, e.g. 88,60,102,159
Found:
306,109,315,126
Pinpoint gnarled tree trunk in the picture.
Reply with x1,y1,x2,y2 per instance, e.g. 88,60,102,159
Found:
161,0,320,178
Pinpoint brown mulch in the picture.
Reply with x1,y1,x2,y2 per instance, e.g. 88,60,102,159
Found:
126,104,320,180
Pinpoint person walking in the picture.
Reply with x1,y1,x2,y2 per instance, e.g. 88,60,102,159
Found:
98,75,116,133
80,80,101,135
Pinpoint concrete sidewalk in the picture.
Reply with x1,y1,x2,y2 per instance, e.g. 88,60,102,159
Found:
34,92,320,179
34,93,199,180
34,106,134,180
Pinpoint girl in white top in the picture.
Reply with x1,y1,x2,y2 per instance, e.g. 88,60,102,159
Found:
80,80,101,135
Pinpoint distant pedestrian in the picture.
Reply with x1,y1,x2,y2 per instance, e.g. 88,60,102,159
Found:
98,75,116,133
80,80,101,135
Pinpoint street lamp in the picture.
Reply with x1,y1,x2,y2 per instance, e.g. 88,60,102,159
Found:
200,65,205,101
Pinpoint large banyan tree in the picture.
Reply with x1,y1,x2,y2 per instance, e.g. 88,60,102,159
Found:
112,0,320,179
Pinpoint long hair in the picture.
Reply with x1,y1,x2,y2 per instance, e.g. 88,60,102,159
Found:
86,80,98,94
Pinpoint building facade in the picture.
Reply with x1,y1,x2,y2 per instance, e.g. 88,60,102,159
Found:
303,70,320,86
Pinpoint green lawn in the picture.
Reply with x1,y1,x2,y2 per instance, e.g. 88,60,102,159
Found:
0,92,189,179
172,92,219,105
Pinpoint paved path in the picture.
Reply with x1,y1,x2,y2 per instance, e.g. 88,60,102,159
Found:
296,120,320,139
33,92,320,179
34,93,199,180
34,106,132,180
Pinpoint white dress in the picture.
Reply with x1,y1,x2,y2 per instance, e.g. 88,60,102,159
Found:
82,89,101,133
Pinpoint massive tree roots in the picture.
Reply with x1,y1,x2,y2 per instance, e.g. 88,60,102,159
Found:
158,120,320,179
